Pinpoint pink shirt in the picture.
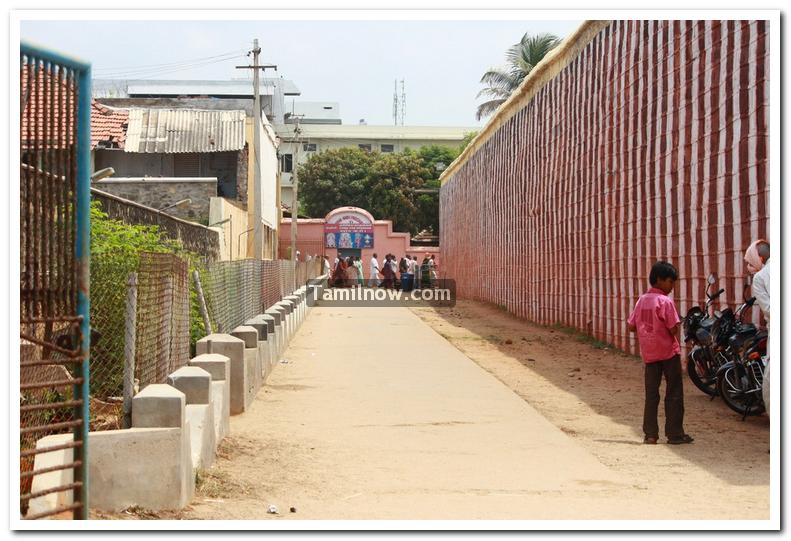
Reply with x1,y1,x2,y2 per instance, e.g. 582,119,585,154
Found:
627,287,681,363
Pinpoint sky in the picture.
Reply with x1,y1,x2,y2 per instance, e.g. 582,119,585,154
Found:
20,19,581,127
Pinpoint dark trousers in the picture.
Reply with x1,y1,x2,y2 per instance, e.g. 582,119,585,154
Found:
643,354,685,439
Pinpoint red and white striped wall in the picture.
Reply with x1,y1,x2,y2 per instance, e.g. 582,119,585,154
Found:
440,20,770,355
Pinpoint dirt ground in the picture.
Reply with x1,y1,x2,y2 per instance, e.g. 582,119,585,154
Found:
91,300,769,521
410,301,770,517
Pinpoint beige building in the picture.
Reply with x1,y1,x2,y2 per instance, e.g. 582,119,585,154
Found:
275,124,477,210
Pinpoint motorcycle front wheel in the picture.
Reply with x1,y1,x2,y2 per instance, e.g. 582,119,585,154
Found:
716,364,765,417
687,348,718,396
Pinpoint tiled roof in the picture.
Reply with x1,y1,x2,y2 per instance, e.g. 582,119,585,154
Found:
91,101,128,149
20,64,77,148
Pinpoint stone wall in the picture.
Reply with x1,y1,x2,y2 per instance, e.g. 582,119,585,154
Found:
91,188,221,260
94,177,217,223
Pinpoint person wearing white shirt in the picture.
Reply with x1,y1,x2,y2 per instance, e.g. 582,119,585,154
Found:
369,253,380,287
744,240,770,321
744,239,770,416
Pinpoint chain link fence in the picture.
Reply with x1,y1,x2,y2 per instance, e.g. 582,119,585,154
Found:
88,255,323,431
135,253,191,390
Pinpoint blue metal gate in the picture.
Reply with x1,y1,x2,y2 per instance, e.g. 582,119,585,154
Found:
20,42,91,520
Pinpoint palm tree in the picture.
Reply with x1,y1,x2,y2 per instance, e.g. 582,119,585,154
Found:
476,32,561,121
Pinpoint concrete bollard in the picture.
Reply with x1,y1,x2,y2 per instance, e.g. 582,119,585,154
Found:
285,295,300,329
244,315,272,381
278,300,295,341
196,334,247,415
258,314,278,371
189,353,230,442
264,308,284,359
167,366,212,405
285,298,297,338
271,304,290,347
231,326,260,409
166,366,216,470
132,384,185,429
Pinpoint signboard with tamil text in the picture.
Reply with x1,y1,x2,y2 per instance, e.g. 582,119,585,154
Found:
324,210,374,249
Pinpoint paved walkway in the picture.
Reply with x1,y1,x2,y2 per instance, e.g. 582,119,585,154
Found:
187,305,651,520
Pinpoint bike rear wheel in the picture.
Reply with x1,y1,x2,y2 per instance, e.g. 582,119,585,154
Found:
716,364,765,417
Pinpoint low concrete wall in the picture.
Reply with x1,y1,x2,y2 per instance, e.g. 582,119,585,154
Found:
27,284,318,515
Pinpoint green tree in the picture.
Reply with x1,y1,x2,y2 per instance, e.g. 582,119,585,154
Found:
297,147,435,236
476,32,561,120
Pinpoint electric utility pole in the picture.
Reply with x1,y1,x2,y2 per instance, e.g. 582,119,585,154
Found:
289,116,304,262
236,39,276,259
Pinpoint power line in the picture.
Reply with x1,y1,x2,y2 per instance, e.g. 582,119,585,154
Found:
92,54,248,81
93,48,247,74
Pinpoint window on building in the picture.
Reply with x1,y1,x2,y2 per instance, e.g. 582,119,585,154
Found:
281,153,293,173
303,143,317,152
358,144,372,152
380,144,394,153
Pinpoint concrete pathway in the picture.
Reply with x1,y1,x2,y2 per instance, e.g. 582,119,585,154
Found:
187,305,650,520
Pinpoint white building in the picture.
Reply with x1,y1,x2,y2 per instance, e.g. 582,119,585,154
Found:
275,123,477,209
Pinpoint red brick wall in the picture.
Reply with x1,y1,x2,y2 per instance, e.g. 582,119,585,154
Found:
440,20,770,355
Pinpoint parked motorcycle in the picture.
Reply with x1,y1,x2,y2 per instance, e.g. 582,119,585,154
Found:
683,273,726,396
714,278,766,418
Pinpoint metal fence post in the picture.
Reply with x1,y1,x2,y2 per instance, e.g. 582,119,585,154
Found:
193,270,212,335
122,272,137,429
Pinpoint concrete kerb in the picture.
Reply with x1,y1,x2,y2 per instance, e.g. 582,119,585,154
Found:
31,427,195,514
188,353,230,442
196,334,247,415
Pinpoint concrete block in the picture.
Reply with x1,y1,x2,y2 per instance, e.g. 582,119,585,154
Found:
259,314,278,364
209,380,230,442
189,353,230,382
231,325,258,349
88,426,193,511
132,384,185,428
244,315,270,342
242,346,258,410
27,434,74,517
167,366,211,405
186,404,216,470
196,333,245,362
264,308,283,325
196,334,247,415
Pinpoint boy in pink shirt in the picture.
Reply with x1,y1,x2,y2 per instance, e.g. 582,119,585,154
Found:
627,261,694,445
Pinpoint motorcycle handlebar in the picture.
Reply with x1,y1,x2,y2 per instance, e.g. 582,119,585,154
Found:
707,288,725,300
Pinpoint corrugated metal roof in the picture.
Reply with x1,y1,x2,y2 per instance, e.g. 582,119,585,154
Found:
124,108,246,153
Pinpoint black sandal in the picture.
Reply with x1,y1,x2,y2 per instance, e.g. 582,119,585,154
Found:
643,436,658,444
667,434,694,444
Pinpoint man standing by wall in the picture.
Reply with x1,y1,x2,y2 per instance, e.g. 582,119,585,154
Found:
370,253,380,287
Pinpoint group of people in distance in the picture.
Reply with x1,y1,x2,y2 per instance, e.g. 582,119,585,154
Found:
328,252,438,289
